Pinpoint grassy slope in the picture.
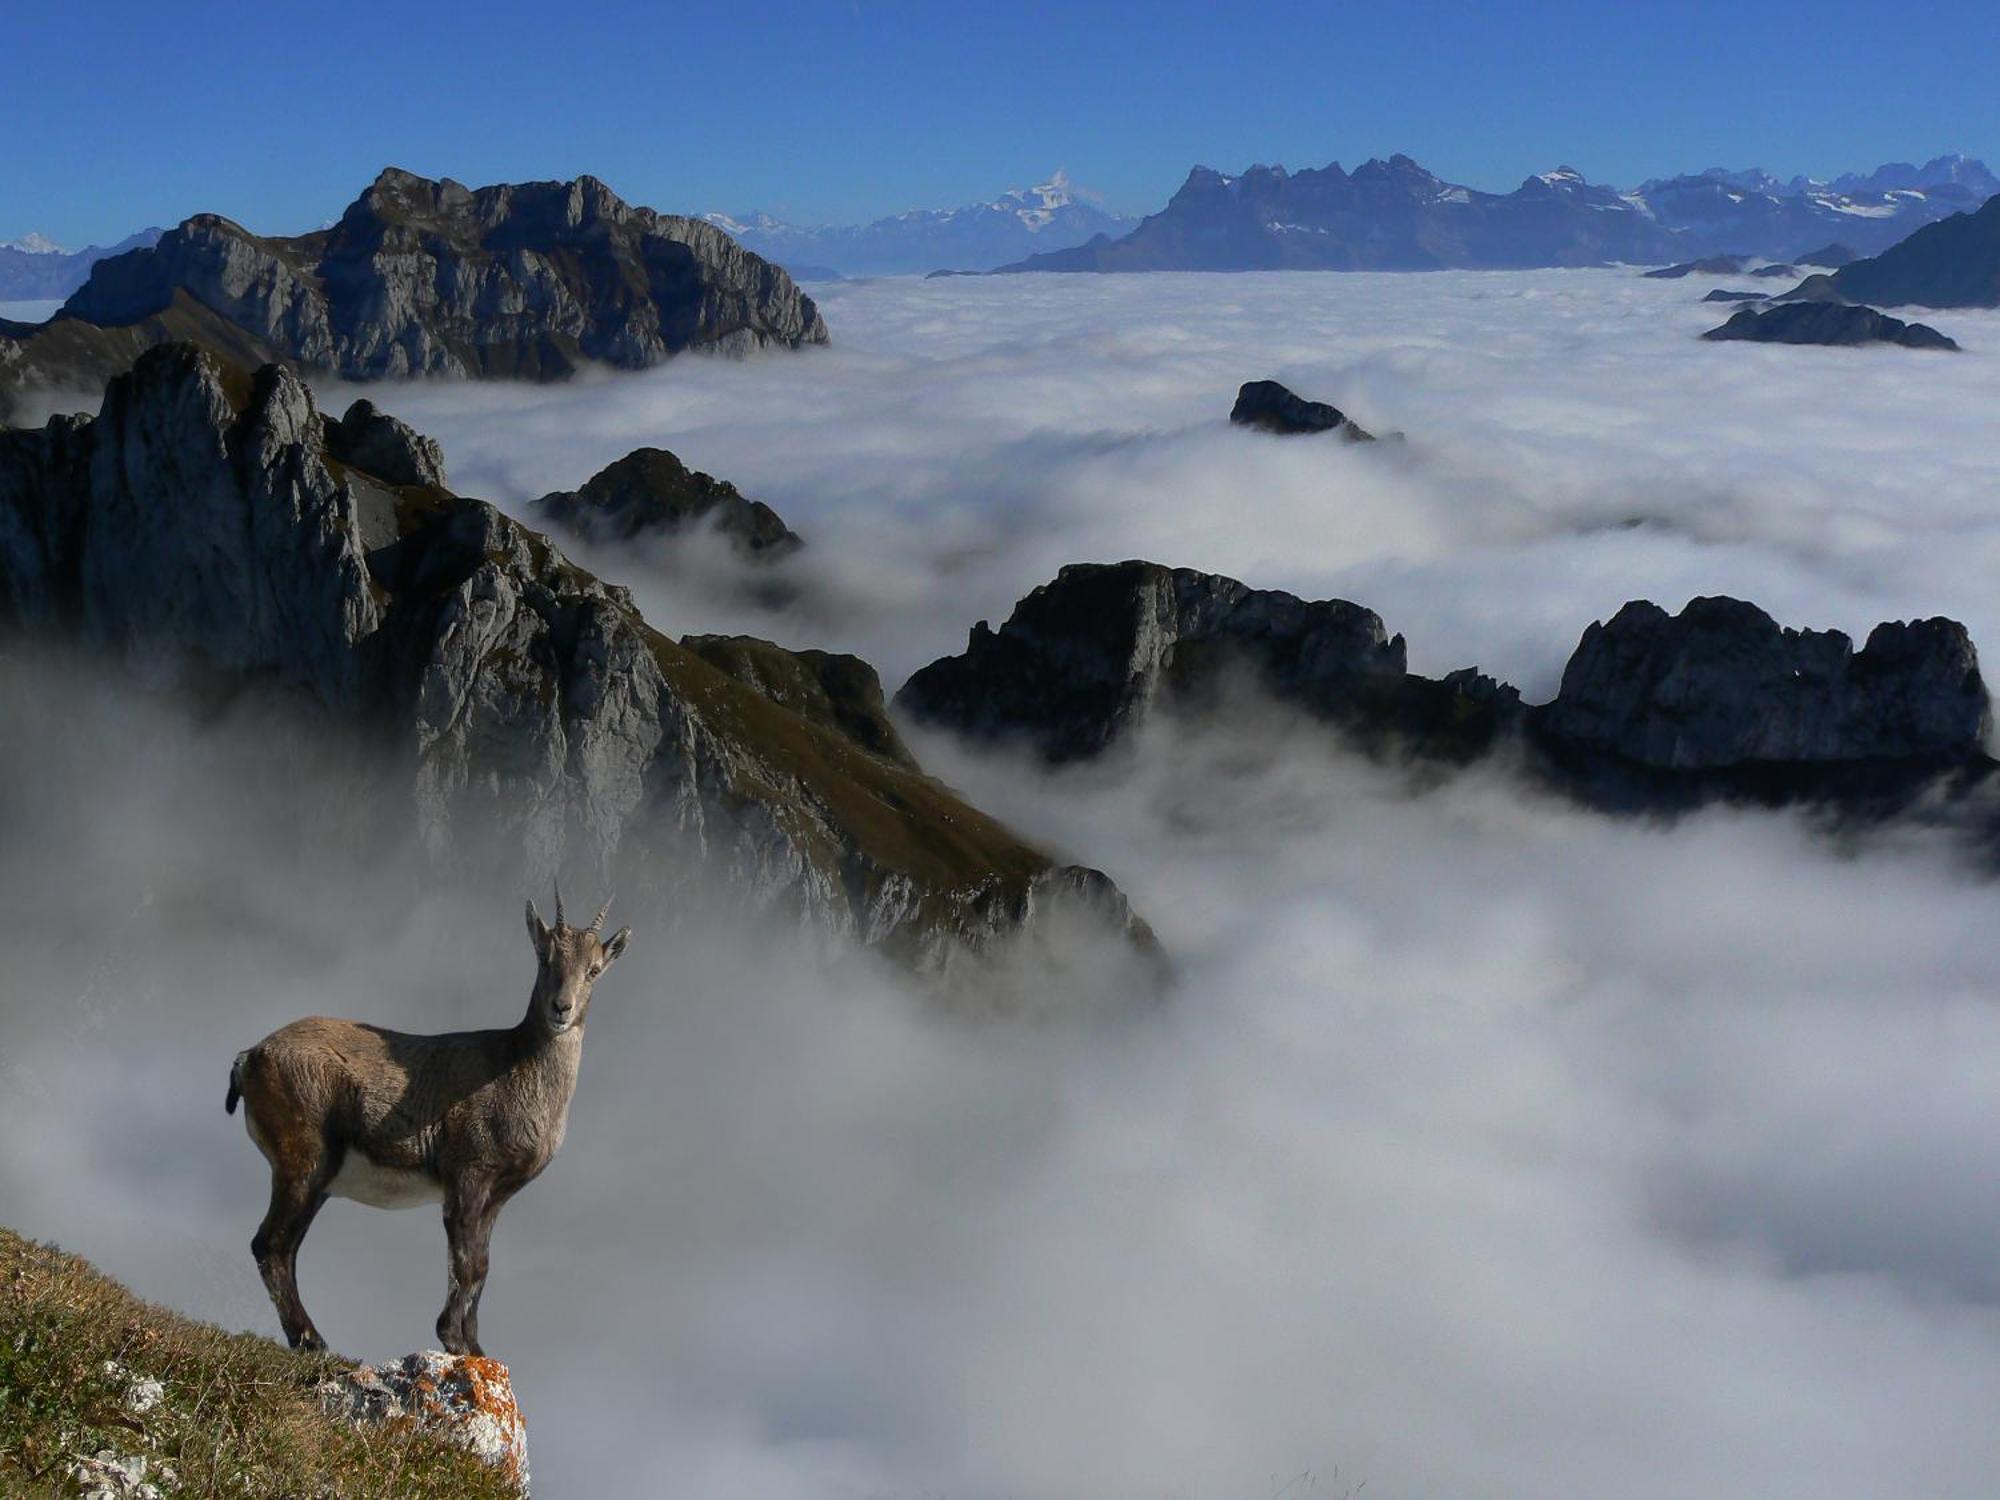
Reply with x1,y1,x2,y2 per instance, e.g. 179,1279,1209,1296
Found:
0,1227,518,1499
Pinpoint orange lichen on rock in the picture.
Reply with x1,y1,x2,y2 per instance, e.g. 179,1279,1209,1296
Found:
318,1350,529,1493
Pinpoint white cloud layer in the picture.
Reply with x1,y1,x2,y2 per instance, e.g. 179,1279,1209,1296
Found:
8,270,2000,1498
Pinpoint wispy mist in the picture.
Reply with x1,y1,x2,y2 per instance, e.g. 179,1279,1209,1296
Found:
8,269,2000,1497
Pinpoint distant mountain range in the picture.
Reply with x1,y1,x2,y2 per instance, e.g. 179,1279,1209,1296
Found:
998,153,1998,274
703,172,1134,277
0,228,164,301
1783,190,2000,308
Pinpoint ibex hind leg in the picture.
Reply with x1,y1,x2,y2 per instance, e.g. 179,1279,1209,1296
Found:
254,1160,337,1352
246,1113,340,1351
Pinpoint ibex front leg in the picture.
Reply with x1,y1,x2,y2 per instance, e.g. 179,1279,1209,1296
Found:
439,1175,501,1356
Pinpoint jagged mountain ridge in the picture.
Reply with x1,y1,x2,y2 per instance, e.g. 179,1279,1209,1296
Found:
999,153,1995,273
703,172,1135,276
0,169,827,420
0,343,1147,966
898,561,1995,822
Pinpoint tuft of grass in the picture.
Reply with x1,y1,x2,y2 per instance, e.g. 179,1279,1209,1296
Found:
0,1226,521,1498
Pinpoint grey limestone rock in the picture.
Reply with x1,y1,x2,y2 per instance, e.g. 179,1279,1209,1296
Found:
327,398,447,489
1,169,828,417
0,344,1145,967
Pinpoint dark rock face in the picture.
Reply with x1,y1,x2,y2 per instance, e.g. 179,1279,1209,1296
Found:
903,567,1992,828
326,399,446,490
0,169,827,417
1643,254,1754,279
1702,289,1766,303
1783,193,2000,309
531,447,800,559
1534,597,1990,774
1701,302,1959,349
1749,262,1801,278
896,560,1519,765
0,344,1145,965
1229,380,1374,440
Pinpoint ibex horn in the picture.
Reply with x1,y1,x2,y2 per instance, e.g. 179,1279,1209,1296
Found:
553,877,567,929
590,893,615,933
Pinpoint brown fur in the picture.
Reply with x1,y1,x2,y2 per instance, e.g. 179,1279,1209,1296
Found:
231,897,631,1355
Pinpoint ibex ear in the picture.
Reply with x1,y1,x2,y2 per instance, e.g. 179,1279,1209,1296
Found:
601,925,632,967
525,899,552,955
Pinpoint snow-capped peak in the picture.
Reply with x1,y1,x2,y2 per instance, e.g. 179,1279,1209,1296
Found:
1,232,67,256
1032,169,1075,205
700,210,792,235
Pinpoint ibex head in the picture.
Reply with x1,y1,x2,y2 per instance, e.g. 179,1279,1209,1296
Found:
524,881,632,1035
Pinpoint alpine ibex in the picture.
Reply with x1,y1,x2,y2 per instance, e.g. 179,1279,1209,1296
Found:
226,887,631,1355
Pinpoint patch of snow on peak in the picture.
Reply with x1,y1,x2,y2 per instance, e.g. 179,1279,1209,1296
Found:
1,233,66,256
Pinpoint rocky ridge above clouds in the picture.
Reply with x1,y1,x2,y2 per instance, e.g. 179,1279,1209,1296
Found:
0,169,827,421
0,343,1149,970
899,560,1995,829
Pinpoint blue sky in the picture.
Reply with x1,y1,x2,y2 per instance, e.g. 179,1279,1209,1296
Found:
6,0,1997,246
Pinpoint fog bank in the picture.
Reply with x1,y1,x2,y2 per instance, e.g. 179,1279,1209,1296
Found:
7,269,2000,1497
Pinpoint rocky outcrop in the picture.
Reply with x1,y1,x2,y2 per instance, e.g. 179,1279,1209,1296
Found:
318,1352,528,1493
1702,289,1766,303
1644,254,1753,279
683,634,916,769
905,568,1994,824
1531,597,1991,808
0,169,828,417
896,561,1519,765
1795,242,1860,268
1781,192,2000,309
532,447,800,558
1229,380,1375,440
326,398,446,489
0,344,1147,965
1537,598,1989,769
1701,302,1959,349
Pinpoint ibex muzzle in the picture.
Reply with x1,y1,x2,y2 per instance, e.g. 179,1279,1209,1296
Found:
226,884,631,1355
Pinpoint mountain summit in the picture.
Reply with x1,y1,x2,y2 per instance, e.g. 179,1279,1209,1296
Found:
0,169,825,418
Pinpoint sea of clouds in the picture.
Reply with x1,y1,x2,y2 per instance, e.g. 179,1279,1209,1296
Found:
7,269,2000,1498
